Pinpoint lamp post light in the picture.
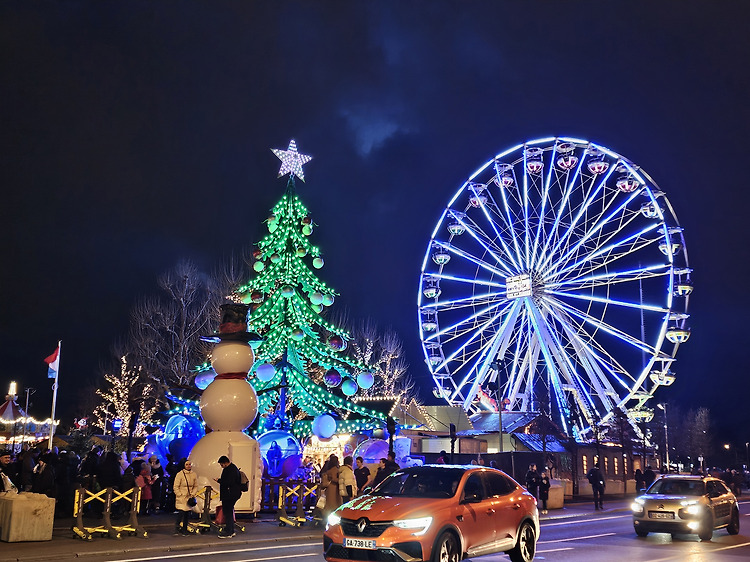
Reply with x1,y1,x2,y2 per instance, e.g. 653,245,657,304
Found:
657,403,669,472
745,442,749,467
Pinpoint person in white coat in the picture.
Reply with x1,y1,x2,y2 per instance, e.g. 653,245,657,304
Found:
173,459,198,535
338,456,356,504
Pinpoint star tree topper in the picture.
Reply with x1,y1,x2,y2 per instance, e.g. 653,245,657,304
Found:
272,139,312,182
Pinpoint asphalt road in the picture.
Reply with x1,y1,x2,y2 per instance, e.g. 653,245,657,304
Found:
2,498,749,562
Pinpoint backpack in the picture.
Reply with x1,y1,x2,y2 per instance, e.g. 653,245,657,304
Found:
239,469,249,492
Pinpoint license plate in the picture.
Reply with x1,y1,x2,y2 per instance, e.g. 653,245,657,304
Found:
344,537,377,549
648,511,675,519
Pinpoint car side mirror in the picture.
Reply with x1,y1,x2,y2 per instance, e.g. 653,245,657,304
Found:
462,492,482,504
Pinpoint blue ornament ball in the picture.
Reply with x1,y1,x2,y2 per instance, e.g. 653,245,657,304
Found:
356,371,375,390
341,378,358,396
312,414,336,439
255,362,276,382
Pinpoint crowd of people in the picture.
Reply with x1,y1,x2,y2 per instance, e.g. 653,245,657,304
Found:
0,445,194,518
315,451,400,522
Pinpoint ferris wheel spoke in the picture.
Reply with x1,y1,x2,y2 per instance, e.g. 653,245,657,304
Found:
537,164,616,273
424,299,510,343
450,209,521,274
433,240,511,278
461,299,523,409
544,189,644,276
534,153,586,272
424,290,507,313
432,305,507,373
550,297,659,356
550,221,662,282
550,262,670,291
485,182,526,270
546,289,669,314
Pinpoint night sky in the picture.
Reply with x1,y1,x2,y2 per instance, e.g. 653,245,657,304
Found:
2,2,748,447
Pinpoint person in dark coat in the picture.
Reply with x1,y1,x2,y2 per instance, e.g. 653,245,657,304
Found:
383,451,400,476
643,466,656,489
539,470,551,514
634,468,645,492
354,456,370,494
525,464,540,499
587,463,605,510
215,455,242,538
31,454,57,498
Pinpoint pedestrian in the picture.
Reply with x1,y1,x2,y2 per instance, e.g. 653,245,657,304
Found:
643,465,656,489
135,465,156,516
525,463,540,499
215,455,242,538
539,470,551,514
320,455,341,520
436,450,447,464
354,456,370,494
384,451,400,476
634,468,645,492
339,456,356,504
371,458,389,488
31,453,57,498
20,447,38,492
149,455,165,513
0,449,17,492
173,458,198,536
587,463,605,510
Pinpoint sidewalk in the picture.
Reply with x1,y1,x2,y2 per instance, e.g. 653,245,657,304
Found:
0,500,634,562
0,513,321,562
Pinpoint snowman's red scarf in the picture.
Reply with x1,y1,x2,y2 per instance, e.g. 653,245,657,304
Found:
215,373,248,380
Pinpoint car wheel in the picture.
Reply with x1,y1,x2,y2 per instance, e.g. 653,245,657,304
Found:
698,512,714,541
635,526,649,537
727,507,740,535
431,531,460,562
508,521,536,562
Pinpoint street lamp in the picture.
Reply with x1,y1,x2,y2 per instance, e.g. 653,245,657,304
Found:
745,442,749,467
657,403,669,472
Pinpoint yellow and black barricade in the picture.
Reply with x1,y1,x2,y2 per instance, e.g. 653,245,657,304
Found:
73,486,147,540
277,481,318,527
188,485,245,535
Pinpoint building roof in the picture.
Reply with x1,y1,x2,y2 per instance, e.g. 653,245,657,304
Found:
513,433,569,453
419,406,474,433
469,411,539,433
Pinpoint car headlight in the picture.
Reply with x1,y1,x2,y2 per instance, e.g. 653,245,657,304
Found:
393,516,433,536
684,505,702,515
631,502,645,513
327,513,342,528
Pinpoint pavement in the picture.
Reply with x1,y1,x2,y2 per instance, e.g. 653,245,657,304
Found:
0,498,634,562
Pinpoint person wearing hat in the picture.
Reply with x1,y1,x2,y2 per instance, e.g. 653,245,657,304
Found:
214,455,242,538
0,449,17,492
31,453,57,498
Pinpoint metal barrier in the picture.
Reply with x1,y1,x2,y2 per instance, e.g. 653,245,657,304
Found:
73,486,147,540
276,481,320,526
187,485,245,535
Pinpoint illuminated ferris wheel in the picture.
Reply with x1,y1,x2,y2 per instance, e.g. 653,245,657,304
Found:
418,137,692,440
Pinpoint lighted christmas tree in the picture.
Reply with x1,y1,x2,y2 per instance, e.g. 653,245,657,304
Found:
235,140,386,439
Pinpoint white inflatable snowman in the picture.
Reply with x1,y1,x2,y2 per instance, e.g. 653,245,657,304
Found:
189,303,263,514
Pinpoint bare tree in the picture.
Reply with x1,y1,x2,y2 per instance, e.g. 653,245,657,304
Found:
93,355,161,437
130,261,224,389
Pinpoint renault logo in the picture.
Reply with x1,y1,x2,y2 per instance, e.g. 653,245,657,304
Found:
356,518,368,533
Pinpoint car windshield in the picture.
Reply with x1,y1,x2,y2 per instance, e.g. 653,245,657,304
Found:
648,479,705,496
372,467,465,498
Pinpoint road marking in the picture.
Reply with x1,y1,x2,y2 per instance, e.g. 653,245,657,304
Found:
648,539,750,561
537,547,574,552
543,514,629,526
110,542,320,562
538,532,616,543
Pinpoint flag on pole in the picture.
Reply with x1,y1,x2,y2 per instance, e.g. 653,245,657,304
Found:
44,343,60,379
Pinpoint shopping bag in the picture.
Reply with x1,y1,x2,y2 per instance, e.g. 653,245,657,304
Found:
316,491,326,509
215,505,225,525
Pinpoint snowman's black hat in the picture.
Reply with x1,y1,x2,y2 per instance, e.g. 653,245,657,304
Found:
201,303,263,346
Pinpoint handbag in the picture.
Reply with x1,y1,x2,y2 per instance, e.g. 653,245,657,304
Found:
184,471,197,508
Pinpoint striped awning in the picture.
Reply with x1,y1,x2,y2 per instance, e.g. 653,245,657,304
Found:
0,399,26,422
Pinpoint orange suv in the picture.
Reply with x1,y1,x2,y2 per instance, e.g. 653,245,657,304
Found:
323,465,539,562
